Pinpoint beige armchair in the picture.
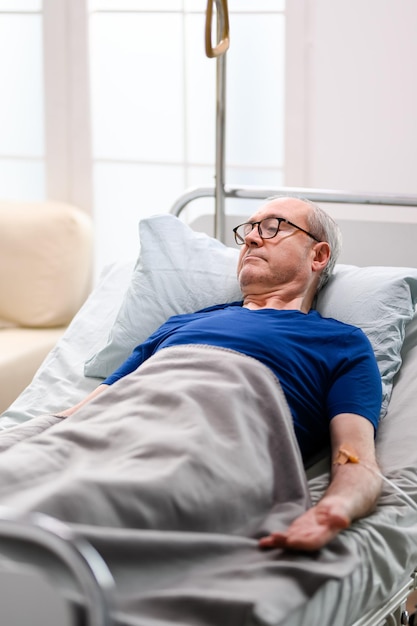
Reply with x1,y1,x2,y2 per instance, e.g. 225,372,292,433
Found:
0,201,93,413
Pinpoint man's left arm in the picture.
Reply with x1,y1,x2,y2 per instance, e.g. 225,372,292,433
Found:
259,413,382,551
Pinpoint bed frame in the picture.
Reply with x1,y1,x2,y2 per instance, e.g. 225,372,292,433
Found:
0,183,414,626
0,510,114,626
0,184,415,626
170,184,417,268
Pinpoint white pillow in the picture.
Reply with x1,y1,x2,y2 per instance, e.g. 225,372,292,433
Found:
315,265,417,417
84,214,242,379
84,214,417,417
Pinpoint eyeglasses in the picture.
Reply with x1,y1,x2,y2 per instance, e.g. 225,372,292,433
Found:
232,217,321,245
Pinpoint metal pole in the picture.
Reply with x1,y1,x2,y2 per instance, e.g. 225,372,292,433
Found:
214,45,227,241
205,0,230,243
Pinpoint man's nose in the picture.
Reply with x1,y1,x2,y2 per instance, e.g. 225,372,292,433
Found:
244,224,262,246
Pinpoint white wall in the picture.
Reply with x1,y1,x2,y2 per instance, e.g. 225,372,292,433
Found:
285,0,417,195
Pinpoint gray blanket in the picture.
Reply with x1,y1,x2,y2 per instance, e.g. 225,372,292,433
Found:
0,345,358,625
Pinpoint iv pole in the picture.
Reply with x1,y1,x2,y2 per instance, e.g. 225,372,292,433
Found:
205,0,230,242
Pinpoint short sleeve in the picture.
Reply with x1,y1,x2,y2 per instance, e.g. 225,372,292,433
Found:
327,328,382,431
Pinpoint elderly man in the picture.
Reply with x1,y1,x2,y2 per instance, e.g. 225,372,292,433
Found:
56,196,382,552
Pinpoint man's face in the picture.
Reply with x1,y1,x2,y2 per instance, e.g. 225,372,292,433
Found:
236,198,319,296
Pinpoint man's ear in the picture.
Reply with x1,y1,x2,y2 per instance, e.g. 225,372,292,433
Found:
312,242,331,272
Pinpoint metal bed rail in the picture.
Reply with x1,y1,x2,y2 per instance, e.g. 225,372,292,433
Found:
351,570,417,626
0,508,115,626
170,184,417,226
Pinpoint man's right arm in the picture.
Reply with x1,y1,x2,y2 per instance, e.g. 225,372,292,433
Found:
55,383,110,417
57,312,195,417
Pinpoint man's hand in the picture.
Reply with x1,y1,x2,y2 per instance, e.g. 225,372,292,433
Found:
259,413,382,552
259,496,350,551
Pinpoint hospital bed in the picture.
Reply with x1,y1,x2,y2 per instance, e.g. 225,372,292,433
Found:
0,183,416,626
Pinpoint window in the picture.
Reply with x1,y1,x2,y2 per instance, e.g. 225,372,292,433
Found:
0,0,44,200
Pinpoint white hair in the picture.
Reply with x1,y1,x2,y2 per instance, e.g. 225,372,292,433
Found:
303,199,342,291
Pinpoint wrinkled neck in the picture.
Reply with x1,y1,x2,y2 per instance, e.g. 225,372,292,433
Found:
242,290,314,312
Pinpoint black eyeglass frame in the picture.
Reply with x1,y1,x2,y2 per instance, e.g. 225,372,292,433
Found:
232,217,321,245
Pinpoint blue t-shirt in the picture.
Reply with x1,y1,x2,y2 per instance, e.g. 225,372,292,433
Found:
104,303,382,461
